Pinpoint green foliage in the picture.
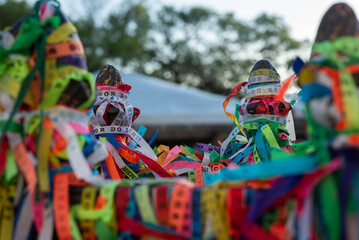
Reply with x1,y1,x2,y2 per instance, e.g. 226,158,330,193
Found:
1,0,307,94
81,1,306,94
142,6,305,94
0,0,31,30
253,13,302,62
75,17,104,71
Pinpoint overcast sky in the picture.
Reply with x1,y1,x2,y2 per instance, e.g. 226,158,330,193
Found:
40,0,359,78
51,0,359,42
159,0,359,41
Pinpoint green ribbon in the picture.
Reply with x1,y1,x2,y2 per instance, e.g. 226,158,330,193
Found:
0,30,46,143
0,58,29,88
0,121,23,134
71,182,134,222
0,5,60,143
231,103,240,145
134,184,157,224
210,150,220,163
245,121,289,148
42,71,95,110
4,150,18,183
312,36,359,60
304,77,341,240
317,175,341,240
94,220,116,240
69,207,82,240
0,9,60,61
310,36,359,130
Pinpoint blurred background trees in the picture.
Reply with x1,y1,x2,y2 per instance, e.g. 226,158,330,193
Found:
0,0,31,29
0,0,308,94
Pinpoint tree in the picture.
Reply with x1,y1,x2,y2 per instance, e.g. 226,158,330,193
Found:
1,0,307,94
253,13,303,63
0,0,31,30
75,0,152,72
141,7,305,94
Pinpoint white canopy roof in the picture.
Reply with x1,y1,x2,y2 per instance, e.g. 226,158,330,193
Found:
92,72,306,142
120,73,239,126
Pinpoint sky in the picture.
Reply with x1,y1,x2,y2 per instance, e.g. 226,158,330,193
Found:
157,0,359,42
51,0,359,42
28,0,359,78
51,0,359,43
151,0,359,79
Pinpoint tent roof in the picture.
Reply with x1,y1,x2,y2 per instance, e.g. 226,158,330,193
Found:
91,72,307,141
96,72,240,126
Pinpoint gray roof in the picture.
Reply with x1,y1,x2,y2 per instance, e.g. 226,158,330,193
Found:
117,73,239,126
92,72,307,141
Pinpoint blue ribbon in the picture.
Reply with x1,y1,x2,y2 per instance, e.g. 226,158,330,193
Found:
231,145,254,164
255,123,270,162
148,130,159,146
192,188,202,239
300,83,332,102
126,188,136,218
204,155,318,185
